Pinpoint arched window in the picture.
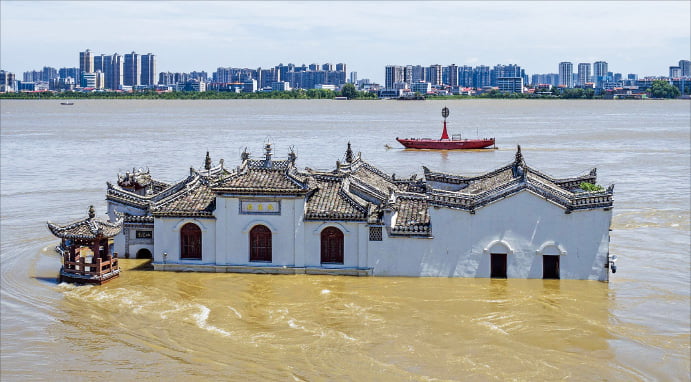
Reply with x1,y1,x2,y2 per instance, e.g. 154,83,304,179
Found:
250,225,272,262
180,223,202,259
321,227,344,264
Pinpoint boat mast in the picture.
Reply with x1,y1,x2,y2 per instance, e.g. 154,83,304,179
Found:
440,107,450,140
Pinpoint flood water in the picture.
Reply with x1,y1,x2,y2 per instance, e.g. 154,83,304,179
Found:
1,99,689,381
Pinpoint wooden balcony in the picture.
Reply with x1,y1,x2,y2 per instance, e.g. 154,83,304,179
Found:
60,254,120,285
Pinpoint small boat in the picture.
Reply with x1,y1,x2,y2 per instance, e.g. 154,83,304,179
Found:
60,102,74,106
396,107,495,150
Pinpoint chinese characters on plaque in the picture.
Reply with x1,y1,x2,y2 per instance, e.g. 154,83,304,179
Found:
240,200,280,215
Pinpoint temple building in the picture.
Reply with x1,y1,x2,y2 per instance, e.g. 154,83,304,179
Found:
104,144,615,281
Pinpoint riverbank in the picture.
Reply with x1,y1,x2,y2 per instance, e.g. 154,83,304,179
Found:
2,89,687,100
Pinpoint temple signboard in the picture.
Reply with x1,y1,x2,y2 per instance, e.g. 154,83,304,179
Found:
240,200,280,215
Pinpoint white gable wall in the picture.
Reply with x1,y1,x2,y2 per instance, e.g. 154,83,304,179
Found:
368,191,611,280
215,195,305,267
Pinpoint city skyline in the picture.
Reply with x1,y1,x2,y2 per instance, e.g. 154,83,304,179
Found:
1,1,689,82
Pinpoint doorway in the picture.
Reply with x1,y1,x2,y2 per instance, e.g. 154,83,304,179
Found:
136,248,152,259
543,255,560,279
490,253,507,278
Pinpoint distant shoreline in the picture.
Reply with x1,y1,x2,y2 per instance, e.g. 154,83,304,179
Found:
0,90,687,101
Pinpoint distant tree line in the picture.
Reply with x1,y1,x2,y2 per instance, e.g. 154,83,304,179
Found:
0,86,378,100
0,80,684,100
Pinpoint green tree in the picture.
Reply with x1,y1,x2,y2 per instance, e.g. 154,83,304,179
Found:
648,80,681,98
340,83,358,99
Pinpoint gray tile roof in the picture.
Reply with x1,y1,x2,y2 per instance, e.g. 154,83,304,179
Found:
390,193,431,236
212,158,309,195
152,176,216,217
47,206,123,240
305,174,369,221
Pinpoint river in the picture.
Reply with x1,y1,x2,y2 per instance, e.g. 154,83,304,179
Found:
1,99,689,381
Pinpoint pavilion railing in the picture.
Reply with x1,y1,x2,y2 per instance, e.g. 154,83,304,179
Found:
62,254,119,278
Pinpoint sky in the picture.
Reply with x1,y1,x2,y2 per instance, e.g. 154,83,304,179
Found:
1,1,689,82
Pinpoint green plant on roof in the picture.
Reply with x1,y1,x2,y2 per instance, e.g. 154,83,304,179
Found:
579,182,604,192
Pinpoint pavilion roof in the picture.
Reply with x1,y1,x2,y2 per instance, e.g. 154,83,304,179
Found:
47,206,123,240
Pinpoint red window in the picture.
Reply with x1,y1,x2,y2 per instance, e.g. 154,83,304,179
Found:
180,223,202,259
250,225,272,262
321,227,344,264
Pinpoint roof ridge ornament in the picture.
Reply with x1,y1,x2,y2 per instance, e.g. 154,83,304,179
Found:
88,205,96,219
241,147,250,161
204,151,211,170
345,142,353,163
515,144,524,165
512,145,526,179
264,143,272,168
288,145,297,164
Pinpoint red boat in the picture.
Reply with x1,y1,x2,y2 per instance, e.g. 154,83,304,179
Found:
396,107,495,150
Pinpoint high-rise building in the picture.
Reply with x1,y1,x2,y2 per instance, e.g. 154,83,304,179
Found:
459,66,473,87
384,65,404,89
140,53,156,86
531,73,559,87
593,61,608,88
0,70,16,92
104,53,124,90
428,64,442,86
94,54,108,73
79,49,94,75
474,65,491,88
404,65,413,85
577,63,591,86
336,63,346,72
348,71,357,84
669,66,682,78
124,51,141,87
411,65,425,83
23,70,42,82
42,67,58,81
679,60,691,77
558,62,573,87
490,64,522,86
59,67,79,80
447,64,459,87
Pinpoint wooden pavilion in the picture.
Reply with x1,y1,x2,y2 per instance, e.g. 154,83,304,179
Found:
47,206,123,284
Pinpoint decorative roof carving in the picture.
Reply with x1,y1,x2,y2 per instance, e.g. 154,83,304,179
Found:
212,146,310,195
424,147,613,212
47,205,123,240
102,144,612,237
204,151,212,170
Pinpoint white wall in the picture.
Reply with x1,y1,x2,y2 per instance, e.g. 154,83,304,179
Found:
153,217,216,264
369,191,611,280
303,221,363,268
145,190,612,280
215,196,304,266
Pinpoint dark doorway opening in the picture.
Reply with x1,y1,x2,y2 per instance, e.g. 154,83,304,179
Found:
490,253,507,278
543,255,560,279
136,248,152,259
